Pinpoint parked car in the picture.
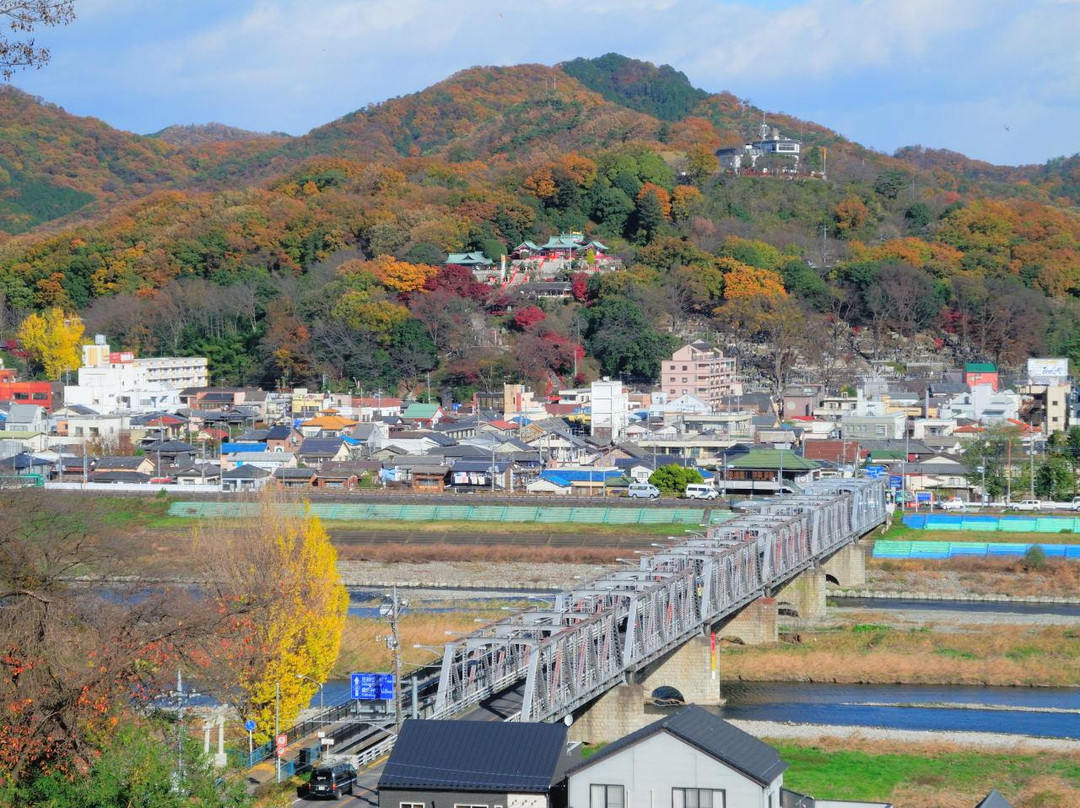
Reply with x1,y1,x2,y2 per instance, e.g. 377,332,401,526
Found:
1013,499,1042,512
684,483,719,500
627,482,661,499
939,498,967,512
1070,497,1080,512
308,761,357,799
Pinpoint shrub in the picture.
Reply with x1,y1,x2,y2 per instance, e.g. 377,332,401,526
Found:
1024,544,1048,571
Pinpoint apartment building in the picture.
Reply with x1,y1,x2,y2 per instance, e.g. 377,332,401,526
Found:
661,342,738,410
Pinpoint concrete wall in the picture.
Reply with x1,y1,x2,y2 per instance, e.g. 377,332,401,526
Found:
639,637,722,707
567,731,779,808
778,568,826,621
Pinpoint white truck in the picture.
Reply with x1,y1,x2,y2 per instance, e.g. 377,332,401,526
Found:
1012,499,1042,512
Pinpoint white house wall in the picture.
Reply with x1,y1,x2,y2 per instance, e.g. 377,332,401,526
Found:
567,732,779,808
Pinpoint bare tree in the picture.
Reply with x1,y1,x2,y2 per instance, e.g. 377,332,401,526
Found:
0,1,75,79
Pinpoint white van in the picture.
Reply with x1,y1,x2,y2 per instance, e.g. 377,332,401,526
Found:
684,483,719,500
627,482,661,499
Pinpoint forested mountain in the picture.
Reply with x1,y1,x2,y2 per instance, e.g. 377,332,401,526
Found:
2,55,1080,397
151,122,287,147
561,53,709,121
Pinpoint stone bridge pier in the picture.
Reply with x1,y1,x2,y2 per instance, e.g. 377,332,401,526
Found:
569,598,780,744
822,539,867,588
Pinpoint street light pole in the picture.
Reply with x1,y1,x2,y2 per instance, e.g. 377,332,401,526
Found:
296,674,324,713
275,680,281,784
390,586,403,732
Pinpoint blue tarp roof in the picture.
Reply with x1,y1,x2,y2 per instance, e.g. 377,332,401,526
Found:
539,469,624,486
220,442,265,454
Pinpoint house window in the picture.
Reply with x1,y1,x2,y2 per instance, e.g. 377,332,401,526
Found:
400,803,424,808
590,784,625,808
672,789,725,808
454,804,489,808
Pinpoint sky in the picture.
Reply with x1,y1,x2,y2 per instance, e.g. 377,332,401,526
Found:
8,0,1080,166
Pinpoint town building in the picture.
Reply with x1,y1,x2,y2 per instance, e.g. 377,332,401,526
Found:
661,343,739,410
64,335,206,414
590,379,629,443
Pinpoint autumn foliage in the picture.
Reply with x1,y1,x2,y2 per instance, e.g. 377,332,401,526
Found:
196,495,349,742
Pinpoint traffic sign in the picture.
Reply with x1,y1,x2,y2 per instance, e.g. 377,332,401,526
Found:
889,475,903,489
244,720,257,733
275,733,287,749
276,746,286,757
865,465,885,479
379,673,396,700
916,491,933,503
351,672,379,700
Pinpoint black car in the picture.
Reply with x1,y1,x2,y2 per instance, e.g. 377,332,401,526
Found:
308,761,357,800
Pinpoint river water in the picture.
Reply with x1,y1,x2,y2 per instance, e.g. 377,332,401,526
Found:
714,681,1080,739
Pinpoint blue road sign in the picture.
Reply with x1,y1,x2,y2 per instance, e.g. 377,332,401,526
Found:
865,465,885,479
916,491,933,503
351,672,380,700
244,719,257,732
378,673,396,700
889,475,903,489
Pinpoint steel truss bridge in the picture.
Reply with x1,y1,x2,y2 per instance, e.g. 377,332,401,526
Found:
432,478,888,723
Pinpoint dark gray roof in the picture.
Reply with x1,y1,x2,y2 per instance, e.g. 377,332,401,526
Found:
143,440,198,453
89,471,152,484
569,706,787,787
266,424,295,441
974,791,1014,808
222,465,271,479
94,456,149,470
298,437,345,456
378,719,568,793
272,467,317,479
451,459,510,472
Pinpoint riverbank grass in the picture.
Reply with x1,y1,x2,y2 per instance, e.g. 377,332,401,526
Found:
777,739,1080,808
721,622,1080,686
881,520,1080,545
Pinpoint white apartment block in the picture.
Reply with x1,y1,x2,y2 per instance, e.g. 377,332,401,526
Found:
63,335,206,414
590,379,629,443
661,342,739,411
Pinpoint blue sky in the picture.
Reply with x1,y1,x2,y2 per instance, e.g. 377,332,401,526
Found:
10,0,1080,166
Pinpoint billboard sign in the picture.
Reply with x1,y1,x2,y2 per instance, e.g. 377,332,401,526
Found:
1027,358,1068,384
109,351,135,363
915,491,933,503
889,475,903,489
865,465,885,479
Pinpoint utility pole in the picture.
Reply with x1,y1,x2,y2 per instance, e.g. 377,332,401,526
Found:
275,680,281,783
389,586,403,732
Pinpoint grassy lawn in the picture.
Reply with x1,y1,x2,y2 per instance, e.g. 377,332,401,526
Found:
325,518,690,536
777,740,1080,808
719,620,1080,686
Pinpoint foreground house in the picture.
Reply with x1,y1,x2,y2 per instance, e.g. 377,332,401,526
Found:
379,719,575,808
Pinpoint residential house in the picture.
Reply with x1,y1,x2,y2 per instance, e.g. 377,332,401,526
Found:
174,464,220,485
0,431,49,455
378,719,574,808
448,458,512,491
525,468,623,496
720,449,821,495
297,437,350,469
410,464,449,493
88,470,152,485
401,402,445,427
220,451,297,473
590,379,629,443
272,467,318,488
4,404,47,434
94,455,155,476
316,460,379,489
142,440,198,466
299,412,358,438
384,430,456,455
348,422,387,455
0,380,59,411
566,707,788,808
221,464,272,492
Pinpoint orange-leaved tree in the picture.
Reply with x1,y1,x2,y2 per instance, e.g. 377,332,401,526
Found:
197,494,349,743
16,307,83,379
368,255,439,294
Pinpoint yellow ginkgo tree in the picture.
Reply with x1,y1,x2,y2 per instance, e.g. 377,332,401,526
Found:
197,495,349,743
16,307,84,379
